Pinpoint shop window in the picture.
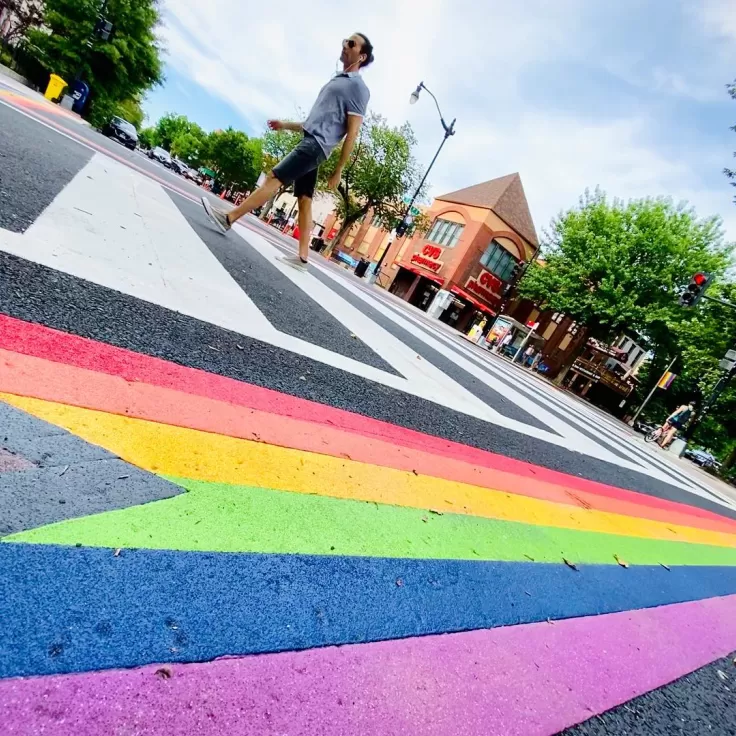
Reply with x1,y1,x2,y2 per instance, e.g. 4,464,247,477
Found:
480,240,519,282
427,218,464,247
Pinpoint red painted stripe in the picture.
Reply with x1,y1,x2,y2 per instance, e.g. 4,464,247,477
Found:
1,314,733,529
4,346,736,537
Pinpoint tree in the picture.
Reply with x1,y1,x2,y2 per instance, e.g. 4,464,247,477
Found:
261,126,301,173
27,0,163,128
171,131,206,167
114,97,145,129
154,113,204,152
726,79,736,203
0,0,43,44
138,126,157,150
207,128,262,190
519,190,731,344
326,113,428,247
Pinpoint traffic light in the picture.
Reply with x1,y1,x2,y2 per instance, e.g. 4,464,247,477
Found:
678,272,712,307
95,18,113,40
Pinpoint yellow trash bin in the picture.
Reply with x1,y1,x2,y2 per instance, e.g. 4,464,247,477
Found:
44,74,68,102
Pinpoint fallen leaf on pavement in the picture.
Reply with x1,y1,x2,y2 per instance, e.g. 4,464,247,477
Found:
429,509,443,516
660,563,671,571
563,558,579,571
155,667,172,680
614,554,629,568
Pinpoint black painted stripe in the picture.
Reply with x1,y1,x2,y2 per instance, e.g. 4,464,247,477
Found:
0,401,182,536
170,194,399,375
560,651,736,735
1,250,734,520
307,263,553,431
0,103,93,234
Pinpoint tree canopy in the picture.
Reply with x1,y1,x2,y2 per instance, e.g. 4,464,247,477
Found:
325,113,428,244
519,189,736,468
26,0,163,127
207,128,262,190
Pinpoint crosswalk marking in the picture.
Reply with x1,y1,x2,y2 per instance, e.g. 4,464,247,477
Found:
0,150,730,508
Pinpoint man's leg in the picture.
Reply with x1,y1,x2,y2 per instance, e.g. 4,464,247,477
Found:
297,195,313,262
227,174,282,224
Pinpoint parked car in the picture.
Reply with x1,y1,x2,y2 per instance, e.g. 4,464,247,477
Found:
185,168,203,184
103,116,139,150
147,147,173,168
684,448,717,468
171,158,189,176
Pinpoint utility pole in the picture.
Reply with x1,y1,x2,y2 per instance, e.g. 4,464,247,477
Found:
683,349,736,441
630,355,678,426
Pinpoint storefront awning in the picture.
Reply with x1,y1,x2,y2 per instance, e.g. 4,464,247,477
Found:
403,265,445,287
450,286,497,316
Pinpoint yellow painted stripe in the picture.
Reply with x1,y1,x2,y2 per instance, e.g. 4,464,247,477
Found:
5,393,736,550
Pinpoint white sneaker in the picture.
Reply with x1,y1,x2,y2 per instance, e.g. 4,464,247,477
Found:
201,196,231,233
278,254,309,272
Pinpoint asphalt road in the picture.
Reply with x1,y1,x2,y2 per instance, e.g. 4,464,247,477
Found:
1,86,735,736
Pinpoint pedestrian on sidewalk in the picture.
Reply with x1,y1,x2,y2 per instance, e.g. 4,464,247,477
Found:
659,401,696,449
201,33,373,272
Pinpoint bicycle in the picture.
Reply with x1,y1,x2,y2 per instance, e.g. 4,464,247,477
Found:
644,424,666,443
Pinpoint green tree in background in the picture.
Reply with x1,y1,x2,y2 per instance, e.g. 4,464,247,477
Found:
519,190,731,343
138,126,157,150
207,128,262,190
171,132,207,167
27,0,163,127
153,113,204,151
326,114,427,246
113,97,145,129
520,190,736,464
261,126,301,173
725,78,736,203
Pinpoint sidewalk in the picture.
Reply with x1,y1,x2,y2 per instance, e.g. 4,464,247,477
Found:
0,67,89,125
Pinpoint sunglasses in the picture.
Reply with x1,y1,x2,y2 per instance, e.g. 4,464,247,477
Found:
343,38,357,48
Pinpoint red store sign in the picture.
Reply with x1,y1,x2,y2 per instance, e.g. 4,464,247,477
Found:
465,269,502,307
410,244,445,274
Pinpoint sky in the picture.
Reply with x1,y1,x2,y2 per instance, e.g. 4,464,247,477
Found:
144,0,736,242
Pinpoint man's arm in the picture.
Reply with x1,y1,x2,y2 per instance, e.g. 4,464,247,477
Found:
268,120,303,132
328,114,362,189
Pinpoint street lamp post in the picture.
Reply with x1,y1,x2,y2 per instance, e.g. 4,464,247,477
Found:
373,82,456,284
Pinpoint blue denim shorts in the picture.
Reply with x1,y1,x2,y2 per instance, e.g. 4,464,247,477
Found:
272,133,326,199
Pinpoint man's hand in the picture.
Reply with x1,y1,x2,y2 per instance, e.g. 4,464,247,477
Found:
327,167,343,190
267,120,284,131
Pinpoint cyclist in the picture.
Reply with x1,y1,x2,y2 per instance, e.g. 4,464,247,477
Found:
659,402,695,448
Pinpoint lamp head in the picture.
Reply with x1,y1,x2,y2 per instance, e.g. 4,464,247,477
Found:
409,83,422,105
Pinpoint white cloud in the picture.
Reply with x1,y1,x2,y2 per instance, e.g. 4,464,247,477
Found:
155,0,736,241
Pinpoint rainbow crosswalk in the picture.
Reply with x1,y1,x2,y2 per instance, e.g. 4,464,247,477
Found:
1,314,736,735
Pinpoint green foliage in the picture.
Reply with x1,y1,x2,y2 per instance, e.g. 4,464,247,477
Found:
522,190,736,460
328,113,426,241
26,0,163,127
206,128,262,189
153,113,203,151
138,126,157,150
261,126,301,173
112,97,145,129
171,132,206,167
519,190,732,342
726,79,736,202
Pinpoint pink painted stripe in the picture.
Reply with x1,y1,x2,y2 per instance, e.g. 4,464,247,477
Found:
1,314,733,529
2,595,735,736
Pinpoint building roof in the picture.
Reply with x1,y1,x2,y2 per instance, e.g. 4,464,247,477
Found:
436,173,539,247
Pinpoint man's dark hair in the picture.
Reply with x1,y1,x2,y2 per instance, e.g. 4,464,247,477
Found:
357,33,374,67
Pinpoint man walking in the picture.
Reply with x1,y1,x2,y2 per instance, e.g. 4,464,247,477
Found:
201,33,373,272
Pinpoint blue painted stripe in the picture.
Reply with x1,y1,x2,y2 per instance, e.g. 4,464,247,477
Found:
3,543,736,679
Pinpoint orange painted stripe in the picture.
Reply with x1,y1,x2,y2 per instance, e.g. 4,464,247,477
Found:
2,347,735,538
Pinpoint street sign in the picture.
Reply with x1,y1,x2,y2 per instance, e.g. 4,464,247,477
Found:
726,349,736,361
719,359,735,372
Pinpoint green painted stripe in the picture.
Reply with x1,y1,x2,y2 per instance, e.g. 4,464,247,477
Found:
7,477,736,567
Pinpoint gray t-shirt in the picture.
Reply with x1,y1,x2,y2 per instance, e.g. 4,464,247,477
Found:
303,72,370,156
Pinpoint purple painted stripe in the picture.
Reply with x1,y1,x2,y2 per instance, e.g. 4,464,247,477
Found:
0,448,33,472
2,595,736,736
